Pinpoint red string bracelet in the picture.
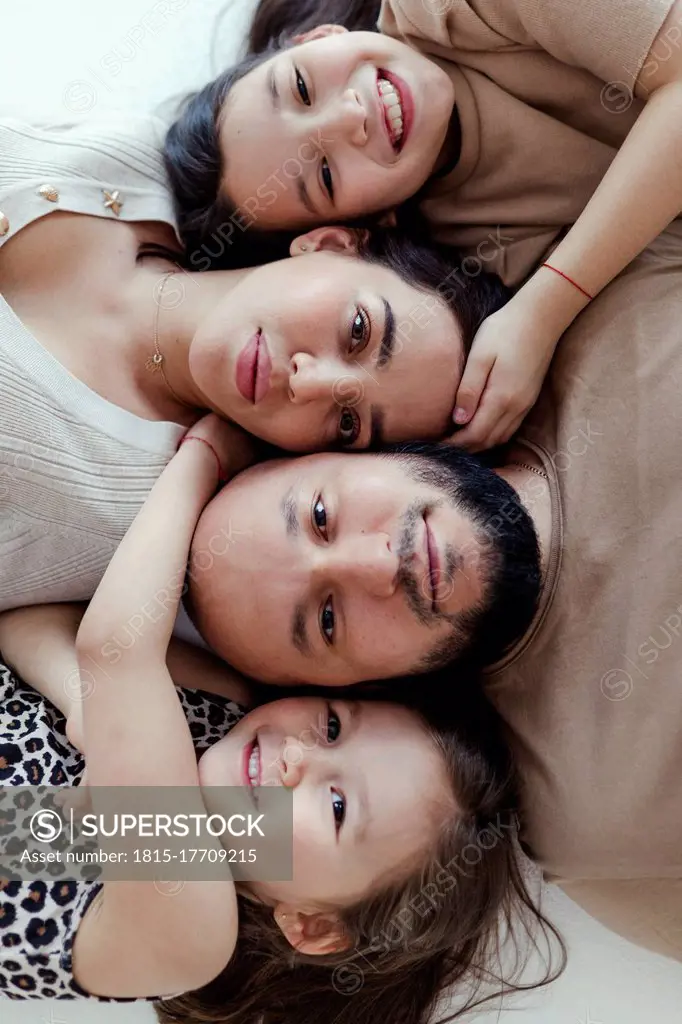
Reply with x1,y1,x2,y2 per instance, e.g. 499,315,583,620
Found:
541,263,593,301
178,435,225,483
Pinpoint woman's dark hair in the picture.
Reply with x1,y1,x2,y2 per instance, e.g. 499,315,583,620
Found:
359,232,510,369
247,0,382,55
157,689,564,1024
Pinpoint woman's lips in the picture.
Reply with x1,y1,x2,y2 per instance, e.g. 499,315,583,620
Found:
235,330,272,403
381,69,414,151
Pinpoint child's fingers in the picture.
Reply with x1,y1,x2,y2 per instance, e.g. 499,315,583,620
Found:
487,413,523,451
55,788,92,821
54,770,91,820
449,393,504,451
453,352,495,426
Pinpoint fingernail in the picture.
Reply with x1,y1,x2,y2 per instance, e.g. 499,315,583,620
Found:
454,408,469,425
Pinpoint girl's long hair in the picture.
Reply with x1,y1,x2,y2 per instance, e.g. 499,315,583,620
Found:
247,0,382,55
164,1,434,271
157,687,565,1024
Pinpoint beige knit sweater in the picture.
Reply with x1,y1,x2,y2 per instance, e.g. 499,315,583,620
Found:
379,0,675,285
0,117,185,610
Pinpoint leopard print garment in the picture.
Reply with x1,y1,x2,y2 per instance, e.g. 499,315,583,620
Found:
0,660,245,999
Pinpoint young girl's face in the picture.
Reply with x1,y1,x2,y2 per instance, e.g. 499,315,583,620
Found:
189,247,462,451
198,697,454,912
218,28,455,229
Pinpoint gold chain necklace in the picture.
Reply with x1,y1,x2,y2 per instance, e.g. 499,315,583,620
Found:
145,271,193,408
510,461,548,480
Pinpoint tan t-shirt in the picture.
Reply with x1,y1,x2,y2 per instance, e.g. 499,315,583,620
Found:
485,222,682,960
378,0,675,285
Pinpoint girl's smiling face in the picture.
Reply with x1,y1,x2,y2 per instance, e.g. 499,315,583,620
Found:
198,697,455,918
218,27,455,229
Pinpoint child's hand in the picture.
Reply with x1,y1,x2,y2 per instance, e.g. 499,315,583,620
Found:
449,303,561,452
65,700,84,753
55,768,91,820
182,414,259,482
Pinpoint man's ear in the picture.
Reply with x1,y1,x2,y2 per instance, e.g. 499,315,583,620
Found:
290,226,370,257
274,904,351,956
292,24,348,45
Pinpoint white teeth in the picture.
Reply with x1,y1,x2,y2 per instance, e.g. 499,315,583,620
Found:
248,746,260,786
378,77,404,144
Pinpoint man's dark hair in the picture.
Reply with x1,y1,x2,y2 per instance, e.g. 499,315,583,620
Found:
384,442,542,670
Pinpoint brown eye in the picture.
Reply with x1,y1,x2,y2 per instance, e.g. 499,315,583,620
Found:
338,408,360,446
320,597,335,644
321,158,334,201
312,496,328,539
350,308,369,353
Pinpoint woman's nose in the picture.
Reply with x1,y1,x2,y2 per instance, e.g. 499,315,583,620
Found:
321,534,399,599
323,89,368,146
288,353,338,404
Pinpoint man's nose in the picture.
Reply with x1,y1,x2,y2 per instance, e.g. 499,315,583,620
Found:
288,353,340,404
322,89,368,146
318,533,399,599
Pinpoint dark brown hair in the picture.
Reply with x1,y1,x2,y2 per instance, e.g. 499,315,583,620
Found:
164,64,508,354
157,693,564,1024
247,0,382,55
163,8,443,272
163,49,429,273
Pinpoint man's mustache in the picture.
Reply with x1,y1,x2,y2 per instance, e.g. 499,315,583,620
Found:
397,501,462,627
396,501,436,626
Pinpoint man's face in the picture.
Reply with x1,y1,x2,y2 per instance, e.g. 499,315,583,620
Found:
188,453,488,686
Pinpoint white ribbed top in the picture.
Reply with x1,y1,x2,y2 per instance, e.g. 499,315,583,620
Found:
0,116,185,610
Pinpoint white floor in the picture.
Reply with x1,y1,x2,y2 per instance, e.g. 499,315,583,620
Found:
3,1,682,1019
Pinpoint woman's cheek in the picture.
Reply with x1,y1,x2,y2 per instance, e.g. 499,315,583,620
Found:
274,407,320,453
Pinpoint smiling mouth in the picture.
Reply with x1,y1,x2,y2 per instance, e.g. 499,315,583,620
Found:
246,738,261,788
377,73,404,150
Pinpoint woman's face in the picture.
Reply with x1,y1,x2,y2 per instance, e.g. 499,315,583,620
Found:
218,27,455,229
188,244,462,452
198,698,454,917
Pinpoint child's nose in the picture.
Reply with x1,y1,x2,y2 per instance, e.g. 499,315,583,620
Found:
323,89,368,147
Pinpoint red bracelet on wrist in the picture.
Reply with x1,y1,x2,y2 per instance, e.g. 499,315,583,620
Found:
178,435,225,483
541,263,593,301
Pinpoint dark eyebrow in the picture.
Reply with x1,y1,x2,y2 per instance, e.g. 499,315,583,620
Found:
374,298,396,369
291,603,311,655
369,406,385,449
280,488,299,536
268,66,280,111
296,175,317,216
282,489,311,655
